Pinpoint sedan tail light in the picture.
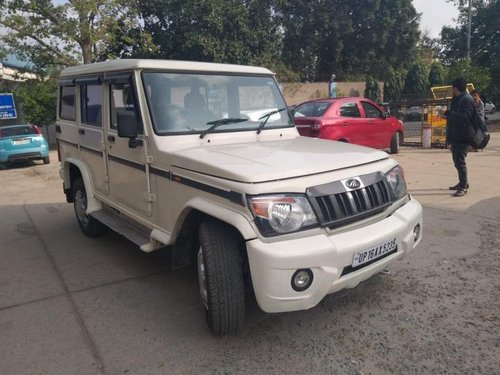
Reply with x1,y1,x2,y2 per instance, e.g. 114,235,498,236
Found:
32,125,42,135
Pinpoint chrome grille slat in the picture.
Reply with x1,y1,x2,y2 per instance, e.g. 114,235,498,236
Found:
309,179,392,229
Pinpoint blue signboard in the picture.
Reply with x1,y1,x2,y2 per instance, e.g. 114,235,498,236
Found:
0,93,17,120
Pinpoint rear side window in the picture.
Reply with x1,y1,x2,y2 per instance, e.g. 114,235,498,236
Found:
110,82,142,133
361,101,382,118
60,86,76,120
294,102,331,117
339,102,361,118
81,84,103,126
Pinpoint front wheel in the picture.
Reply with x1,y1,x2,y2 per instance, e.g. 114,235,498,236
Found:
197,221,245,335
390,132,400,154
73,178,107,237
42,156,50,165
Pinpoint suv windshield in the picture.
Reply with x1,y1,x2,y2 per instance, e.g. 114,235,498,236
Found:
142,72,293,135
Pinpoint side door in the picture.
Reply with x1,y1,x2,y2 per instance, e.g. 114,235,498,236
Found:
337,100,367,145
78,78,108,194
360,100,390,148
105,74,152,217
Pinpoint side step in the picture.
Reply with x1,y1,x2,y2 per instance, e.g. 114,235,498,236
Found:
90,210,150,247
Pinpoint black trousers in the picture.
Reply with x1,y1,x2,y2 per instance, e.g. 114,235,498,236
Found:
451,142,469,189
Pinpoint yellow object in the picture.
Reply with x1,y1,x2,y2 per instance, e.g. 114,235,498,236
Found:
430,83,475,100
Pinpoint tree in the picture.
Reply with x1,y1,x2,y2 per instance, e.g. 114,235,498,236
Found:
364,77,381,102
0,0,155,68
404,61,429,95
15,77,57,127
445,59,491,91
383,67,405,102
276,0,421,81
428,61,446,87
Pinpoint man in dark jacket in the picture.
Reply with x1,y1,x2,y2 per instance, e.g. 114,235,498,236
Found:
446,78,476,197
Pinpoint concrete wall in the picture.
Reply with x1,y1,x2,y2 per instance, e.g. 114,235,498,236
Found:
282,81,384,106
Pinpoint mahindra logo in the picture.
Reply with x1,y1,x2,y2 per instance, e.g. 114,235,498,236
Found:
345,178,361,189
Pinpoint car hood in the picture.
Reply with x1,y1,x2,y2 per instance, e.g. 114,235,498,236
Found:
171,136,388,183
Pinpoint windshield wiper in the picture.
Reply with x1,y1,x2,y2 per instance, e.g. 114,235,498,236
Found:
199,117,248,139
256,107,288,134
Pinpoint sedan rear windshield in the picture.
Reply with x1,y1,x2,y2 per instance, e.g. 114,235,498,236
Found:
1,126,37,137
293,101,333,117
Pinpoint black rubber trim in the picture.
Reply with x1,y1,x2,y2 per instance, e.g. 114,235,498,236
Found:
108,155,145,171
171,173,244,206
340,248,397,277
150,167,171,179
80,145,103,156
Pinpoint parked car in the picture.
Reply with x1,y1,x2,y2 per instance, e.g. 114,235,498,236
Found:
484,102,496,114
293,97,404,154
0,124,49,167
57,60,422,335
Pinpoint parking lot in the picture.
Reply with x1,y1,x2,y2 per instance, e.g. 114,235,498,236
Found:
1,137,499,374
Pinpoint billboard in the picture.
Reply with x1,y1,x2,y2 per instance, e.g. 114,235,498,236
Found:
0,93,18,119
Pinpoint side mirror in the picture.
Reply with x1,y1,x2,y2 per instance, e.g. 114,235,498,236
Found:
117,111,143,148
383,112,390,119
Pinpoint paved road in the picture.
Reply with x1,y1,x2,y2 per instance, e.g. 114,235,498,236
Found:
1,137,499,374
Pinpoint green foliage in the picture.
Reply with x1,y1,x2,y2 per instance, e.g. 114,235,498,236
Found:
428,61,446,87
445,60,491,91
15,78,57,127
277,0,420,81
0,0,155,70
364,77,381,103
404,62,429,95
383,67,404,102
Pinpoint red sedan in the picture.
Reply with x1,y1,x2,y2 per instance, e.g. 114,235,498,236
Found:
293,97,404,153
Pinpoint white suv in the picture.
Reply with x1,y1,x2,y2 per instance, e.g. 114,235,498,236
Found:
56,59,422,335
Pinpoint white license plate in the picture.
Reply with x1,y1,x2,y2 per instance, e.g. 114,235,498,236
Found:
13,139,30,145
352,238,397,267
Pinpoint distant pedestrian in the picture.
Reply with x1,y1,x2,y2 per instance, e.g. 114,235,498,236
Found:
446,77,476,197
471,89,485,121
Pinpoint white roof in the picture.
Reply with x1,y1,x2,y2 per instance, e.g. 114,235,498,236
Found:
60,59,274,77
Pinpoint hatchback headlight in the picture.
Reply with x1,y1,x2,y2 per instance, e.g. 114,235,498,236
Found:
385,165,407,200
248,195,318,236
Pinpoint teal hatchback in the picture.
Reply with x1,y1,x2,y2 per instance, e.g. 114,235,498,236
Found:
0,124,50,166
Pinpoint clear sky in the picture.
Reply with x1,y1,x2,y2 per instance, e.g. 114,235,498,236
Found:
413,0,460,38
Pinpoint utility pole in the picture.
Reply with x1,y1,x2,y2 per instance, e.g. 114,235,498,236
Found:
466,0,472,61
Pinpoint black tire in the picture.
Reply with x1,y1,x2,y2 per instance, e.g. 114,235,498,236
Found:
390,132,400,154
43,156,50,165
197,221,245,335
72,178,107,237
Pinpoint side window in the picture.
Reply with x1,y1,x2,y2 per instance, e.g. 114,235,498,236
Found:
81,84,103,126
361,102,382,118
60,85,76,120
110,83,142,133
339,102,361,118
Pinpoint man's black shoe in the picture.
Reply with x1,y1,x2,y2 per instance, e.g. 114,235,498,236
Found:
449,183,469,190
454,189,467,197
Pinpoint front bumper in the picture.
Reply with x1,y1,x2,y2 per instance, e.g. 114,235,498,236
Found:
246,197,423,313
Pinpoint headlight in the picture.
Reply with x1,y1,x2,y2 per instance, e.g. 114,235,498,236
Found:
385,165,407,200
248,195,318,236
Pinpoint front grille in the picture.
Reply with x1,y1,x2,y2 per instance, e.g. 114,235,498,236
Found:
307,173,392,229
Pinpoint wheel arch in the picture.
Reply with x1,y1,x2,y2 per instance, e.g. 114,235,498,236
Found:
62,158,102,213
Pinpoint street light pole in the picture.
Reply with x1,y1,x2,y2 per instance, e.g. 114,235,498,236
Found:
466,0,472,61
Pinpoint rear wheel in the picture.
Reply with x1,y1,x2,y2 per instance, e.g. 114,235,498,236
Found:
43,156,50,165
73,178,107,237
197,220,245,335
390,132,400,154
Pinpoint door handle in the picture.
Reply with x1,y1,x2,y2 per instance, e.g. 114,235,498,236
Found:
343,121,348,126
78,129,85,135
107,135,115,143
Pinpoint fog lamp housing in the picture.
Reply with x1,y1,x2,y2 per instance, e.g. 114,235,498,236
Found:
413,224,421,242
291,269,313,292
